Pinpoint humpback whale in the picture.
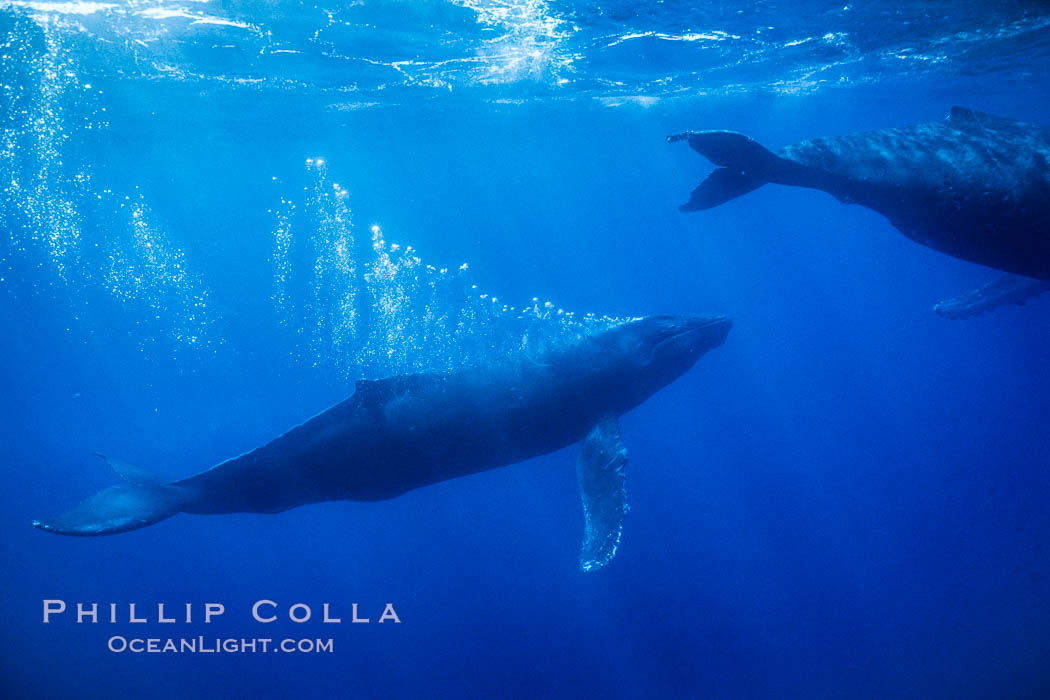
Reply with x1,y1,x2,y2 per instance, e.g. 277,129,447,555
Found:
669,107,1050,317
33,315,731,571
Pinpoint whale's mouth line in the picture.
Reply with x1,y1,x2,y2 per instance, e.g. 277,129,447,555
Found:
654,316,730,354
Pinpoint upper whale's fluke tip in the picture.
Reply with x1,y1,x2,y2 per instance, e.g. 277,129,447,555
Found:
669,130,780,170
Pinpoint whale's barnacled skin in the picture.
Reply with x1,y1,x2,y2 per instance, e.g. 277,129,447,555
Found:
33,315,731,571
670,107,1050,294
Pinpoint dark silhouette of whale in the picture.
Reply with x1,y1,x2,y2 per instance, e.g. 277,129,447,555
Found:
33,315,731,571
669,107,1050,317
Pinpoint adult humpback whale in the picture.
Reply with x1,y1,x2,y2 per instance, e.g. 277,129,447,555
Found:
33,315,731,571
668,107,1050,318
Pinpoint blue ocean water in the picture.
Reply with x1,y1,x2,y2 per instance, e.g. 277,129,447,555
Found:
2,1,1050,697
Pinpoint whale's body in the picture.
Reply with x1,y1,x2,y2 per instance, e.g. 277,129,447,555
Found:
34,315,731,571
670,107,1050,317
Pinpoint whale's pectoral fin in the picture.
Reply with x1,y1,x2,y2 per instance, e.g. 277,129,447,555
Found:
934,274,1050,320
576,417,629,572
32,457,180,536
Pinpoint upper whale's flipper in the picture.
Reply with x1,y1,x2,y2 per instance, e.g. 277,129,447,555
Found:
934,274,1050,320
31,457,180,536
668,131,801,211
576,417,629,572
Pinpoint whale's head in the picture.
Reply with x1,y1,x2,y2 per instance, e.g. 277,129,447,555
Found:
585,314,731,409
630,314,731,372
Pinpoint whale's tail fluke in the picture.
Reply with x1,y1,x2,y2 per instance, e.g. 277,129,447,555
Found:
32,456,181,536
667,131,792,211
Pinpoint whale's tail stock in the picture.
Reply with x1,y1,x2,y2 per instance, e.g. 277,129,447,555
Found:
667,131,797,211
32,455,181,536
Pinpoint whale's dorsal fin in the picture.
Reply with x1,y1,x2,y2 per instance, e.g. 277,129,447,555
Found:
947,106,987,123
354,374,443,404
354,378,385,402
946,106,1025,132
934,273,1050,319
577,417,629,572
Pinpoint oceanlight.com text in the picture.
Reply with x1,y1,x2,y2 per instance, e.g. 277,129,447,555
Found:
107,636,334,654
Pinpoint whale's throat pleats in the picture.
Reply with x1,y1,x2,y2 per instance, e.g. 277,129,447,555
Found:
576,417,629,572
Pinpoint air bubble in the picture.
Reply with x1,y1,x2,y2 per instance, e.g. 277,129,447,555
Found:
267,159,625,379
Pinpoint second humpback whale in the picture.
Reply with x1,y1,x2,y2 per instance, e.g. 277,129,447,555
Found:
33,315,731,571
669,107,1050,317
